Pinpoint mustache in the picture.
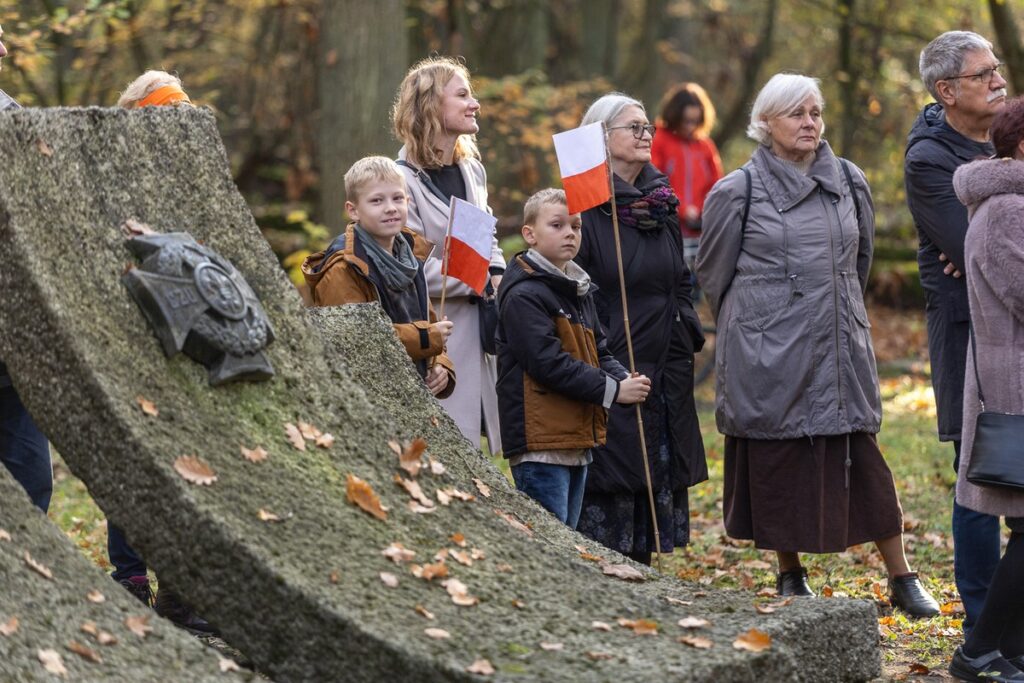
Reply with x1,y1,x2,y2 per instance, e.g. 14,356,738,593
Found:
989,89,1008,103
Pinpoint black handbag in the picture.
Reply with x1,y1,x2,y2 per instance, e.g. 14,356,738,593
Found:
965,322,1024,490
477,280,499,356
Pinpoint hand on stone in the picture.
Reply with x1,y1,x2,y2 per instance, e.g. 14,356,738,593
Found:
425,365,450,396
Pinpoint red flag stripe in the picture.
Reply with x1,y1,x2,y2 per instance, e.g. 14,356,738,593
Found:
562,162,611,214
445,236,490,294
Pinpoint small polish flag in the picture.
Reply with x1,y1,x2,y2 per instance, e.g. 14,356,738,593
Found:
443,197,497,295
552,122,611,214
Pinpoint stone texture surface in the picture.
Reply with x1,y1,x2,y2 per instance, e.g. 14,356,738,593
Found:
0,467,230,681
0,107,881,682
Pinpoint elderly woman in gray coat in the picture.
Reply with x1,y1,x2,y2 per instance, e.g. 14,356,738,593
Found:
947,96,1024,683
698,74,938,615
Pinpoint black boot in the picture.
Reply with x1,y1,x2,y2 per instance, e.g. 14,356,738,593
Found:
889,572,940,618
116,575,154,608
154,584,218,636
949,647,1024,682
776,567,814,597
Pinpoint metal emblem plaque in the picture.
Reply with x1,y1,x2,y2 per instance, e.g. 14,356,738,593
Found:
122,232,275,385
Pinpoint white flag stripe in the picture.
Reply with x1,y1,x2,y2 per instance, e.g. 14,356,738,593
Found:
552,122,607,177
450,198,496,256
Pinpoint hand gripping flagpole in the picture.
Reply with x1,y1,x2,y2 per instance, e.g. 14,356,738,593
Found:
601,122,663,571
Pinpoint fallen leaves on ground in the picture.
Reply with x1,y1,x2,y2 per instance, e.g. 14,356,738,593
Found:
494,509,530,535
678,635,714,649
586,651,613,660
732,628,772,652
346,474,388,521
37,649,67,677
380,572,399,588
425,628,450,639
940,601,964,615
24,551,53,580
466,659,495,675
820,585,834,598
450,550,473,567
135,395,159,417
450,532,467,547
411,563,449,581
173,455,217,485
408,501,437,514
908,663,930,675
36,139,54,157
315,433,335,449
66,640,102,663
0,616,19,636
472,478,491,497
240,445,268,463
0,528,10,542
591,621,612,631
415,605,435,620
442,578,479,606
617,618,658,635
540,641,564,651
677,616,709,629
284,423,306,451
665,597,693,606
436,489,452,506
391,438,428,477
429,457,446,476
257,508,283,522
219,657,242,673
394,475,434,508
124,614,153,638
450,489,476,502
80,622,117,645
601,563,645,581
86,590,105,603
329,571,340,584
298,421,320,440
382,542,416,564
122,218,156,236
511,599,525,609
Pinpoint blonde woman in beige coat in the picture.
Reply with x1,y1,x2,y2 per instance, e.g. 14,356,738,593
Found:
392,57,505,453
947,96,1024,682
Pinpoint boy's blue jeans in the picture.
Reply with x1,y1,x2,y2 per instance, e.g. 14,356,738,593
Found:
0,384,52,512
108,524,148,582
511,462,587,529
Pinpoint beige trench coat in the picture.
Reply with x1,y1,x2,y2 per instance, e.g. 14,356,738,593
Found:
397,146,505,452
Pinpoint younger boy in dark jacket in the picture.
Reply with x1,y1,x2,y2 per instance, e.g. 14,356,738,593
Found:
496,188,650,528
302,156,455,398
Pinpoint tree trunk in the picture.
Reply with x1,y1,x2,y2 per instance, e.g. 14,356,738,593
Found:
316,0,408,233
581,0,621,79
461,0,548,77
837,0,858,158
989,0,1024,95
619,0,670,107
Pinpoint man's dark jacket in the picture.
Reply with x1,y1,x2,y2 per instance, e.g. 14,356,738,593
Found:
904,102,993,442
0,88,21,387
495,253,626,458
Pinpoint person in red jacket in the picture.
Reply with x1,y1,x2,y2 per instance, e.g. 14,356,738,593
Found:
651,83,724,280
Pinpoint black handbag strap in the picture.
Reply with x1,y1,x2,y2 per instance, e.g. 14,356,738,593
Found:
396,159,450,205
969,320,987,409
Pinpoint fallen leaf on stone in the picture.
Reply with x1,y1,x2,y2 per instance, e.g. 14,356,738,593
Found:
125,614,153,638
451,550,473,567
585,651,613,660
219,657,242,673
415,605,435,620
409,501,436,514
411,563,449,581
257,508,281,522
122,218,157,237
315,433,335,449
80,621,97,637
430,415,439,427
346,474,388,521
37,649,67,677
732,628,771,652
540,642,564,651
388,440,402,456
135,395,159,417
436,489,452,506
470,548,486,561
380,572,399,588
240,445,268,463
495,509,531,535
754,588,778,598
618,618,658,635
382,542,416,564
677,616,709,629
297,421,321,440
24,551,53,580
67,640,102,663
511,599,525,609
86,590,105,604
466,659,494,675
394,474,434,508
0,528,10,542
665,597,692,606
36,139,54,157
173,455,217,485
397,438,428,477
450,532,467,547
442,578,479,606
429,457,446,476
908,663,930,675
451,489,476,502
754,602,777,615
472,478,491,497
96,631,117,646
329,571,340,584
693,591,708,598
591,621,612,631
678,635,713,649
0,616,18,636
601,563,644,581
578,551,603,563
284,422,306,451
424,628,450,639
433,548,450,561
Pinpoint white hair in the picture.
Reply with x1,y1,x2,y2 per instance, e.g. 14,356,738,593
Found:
581,92,646,128
117,70,183,109
746,74,825,146
919,31,993,100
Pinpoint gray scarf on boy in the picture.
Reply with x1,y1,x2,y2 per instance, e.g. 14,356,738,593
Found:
355,225,419,292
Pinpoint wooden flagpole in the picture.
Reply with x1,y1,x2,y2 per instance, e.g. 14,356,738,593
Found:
601,122,663,571
437,196,457,320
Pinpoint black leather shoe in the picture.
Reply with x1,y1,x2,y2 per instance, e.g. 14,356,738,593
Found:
116,576,154,608
889,572,940,618
154,585,219,636
776,567,815,597
949,647,1024,682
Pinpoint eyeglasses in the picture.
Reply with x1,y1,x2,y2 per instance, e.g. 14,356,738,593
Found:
944,63,1004,85
608,123,656,139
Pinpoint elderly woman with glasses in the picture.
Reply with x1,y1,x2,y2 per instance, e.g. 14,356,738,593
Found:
572,92,707,565
698,73,938,615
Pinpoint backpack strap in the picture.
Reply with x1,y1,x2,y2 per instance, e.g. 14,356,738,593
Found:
838,158,862,225
396,159,450,205
740,166,753,234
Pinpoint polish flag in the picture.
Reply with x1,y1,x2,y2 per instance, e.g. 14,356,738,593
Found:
553,122,611,214
443,197,497,295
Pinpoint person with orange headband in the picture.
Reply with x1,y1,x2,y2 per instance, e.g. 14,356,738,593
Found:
106,70,215,637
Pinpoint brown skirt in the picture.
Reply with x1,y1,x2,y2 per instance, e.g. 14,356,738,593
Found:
724,433,903,553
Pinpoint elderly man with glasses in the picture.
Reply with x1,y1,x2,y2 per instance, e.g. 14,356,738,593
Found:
904,30,1007,644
